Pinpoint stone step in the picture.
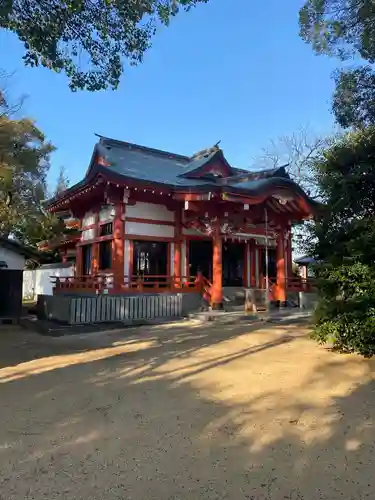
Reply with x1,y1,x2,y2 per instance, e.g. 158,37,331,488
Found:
188,309,312,325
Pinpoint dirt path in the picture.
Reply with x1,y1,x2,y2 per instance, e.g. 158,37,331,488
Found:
0,319,374,499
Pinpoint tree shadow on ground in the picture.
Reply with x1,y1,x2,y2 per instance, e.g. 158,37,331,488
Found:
0,318,374,499
0,316,306,370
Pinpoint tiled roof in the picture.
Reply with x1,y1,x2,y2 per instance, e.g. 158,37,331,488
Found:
98,138,227,187
45,136,316,208
98,139,206,187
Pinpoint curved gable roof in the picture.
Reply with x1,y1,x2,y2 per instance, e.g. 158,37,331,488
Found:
45,136,317,212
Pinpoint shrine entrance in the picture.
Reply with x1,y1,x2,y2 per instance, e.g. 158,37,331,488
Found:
133,240,168,285
189,239,245,286
188,240,213,280
223,241,245,286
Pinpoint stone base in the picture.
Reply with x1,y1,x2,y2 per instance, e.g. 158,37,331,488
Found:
37,292,202,325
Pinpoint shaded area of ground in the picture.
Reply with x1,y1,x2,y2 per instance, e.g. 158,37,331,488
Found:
0,318,374,499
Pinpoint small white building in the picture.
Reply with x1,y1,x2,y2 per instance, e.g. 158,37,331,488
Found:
0,236,34,270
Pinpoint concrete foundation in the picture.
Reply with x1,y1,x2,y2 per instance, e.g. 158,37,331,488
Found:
37,292,202,326
298,292,318,310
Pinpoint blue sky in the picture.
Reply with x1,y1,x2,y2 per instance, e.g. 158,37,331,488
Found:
0,0,338,188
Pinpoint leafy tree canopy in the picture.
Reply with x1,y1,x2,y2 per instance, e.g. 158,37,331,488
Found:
0,0,208,91
0,113,66,247
332,66,375,128
299,0,375,127
309,127,375,356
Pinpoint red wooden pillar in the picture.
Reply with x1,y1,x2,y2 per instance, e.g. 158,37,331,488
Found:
75,246,83,277
174,207,181,286
113,200,124,290
250,240,256,287
286,228,293,279
92,244,99,275
211,219,223,309
91,212,100,275
257,246,263,288
276,229,286,305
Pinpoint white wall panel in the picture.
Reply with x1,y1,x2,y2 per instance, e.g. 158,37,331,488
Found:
182,227,201,236
99,205,114,221
125,221,174,238
23,265,74,300
82,211,95,226
126,202,174,222
81,228,95,241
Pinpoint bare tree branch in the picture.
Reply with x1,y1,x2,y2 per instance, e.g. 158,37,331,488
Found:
0,69,27,120
253,124,337,199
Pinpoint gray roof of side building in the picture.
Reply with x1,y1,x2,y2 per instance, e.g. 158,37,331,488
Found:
0,236,39,259
294,255,318,265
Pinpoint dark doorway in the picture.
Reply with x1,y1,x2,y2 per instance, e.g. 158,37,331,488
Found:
223,241,245,286
261,248,277,281
0,270,23,319
189,240,212,279
133,240,168,285
82,244,92,275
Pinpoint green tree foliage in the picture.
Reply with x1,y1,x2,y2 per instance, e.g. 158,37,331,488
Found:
299,0,375,127
0,0,208,92
0,114,65,247
310,127,375,356
332,66,375,128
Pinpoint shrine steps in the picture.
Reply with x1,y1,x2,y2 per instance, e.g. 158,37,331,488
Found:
222,287,268,311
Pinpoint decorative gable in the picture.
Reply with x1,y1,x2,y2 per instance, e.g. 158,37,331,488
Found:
178,145,233,180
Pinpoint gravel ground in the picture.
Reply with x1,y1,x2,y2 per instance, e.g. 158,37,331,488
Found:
0,318,374,500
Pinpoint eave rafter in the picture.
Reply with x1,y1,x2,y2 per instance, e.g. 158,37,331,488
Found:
45,169,315,224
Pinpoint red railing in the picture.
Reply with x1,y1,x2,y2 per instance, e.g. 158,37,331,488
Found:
201,275,213,304
52,274,200,295
260,276,316,297
285,277,316,292
52,275,105,293
263,277,277,300
52,274,317,296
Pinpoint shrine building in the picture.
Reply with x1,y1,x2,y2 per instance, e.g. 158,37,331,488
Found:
42,136,316,312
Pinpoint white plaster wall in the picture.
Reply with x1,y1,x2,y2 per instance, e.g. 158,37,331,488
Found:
81,228,95,241
22,265,74,300
82,211,96,227
0,246,25,270
23,271,36,300
124,221,174,239
126,202,174,222
255,238,276,247
182,227,201,236
99,205,113,221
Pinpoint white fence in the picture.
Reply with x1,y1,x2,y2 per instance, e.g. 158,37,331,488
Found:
23,264,74,301
69,294,182,324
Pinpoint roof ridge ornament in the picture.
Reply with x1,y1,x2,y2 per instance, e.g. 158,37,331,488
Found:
190,140,221,161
